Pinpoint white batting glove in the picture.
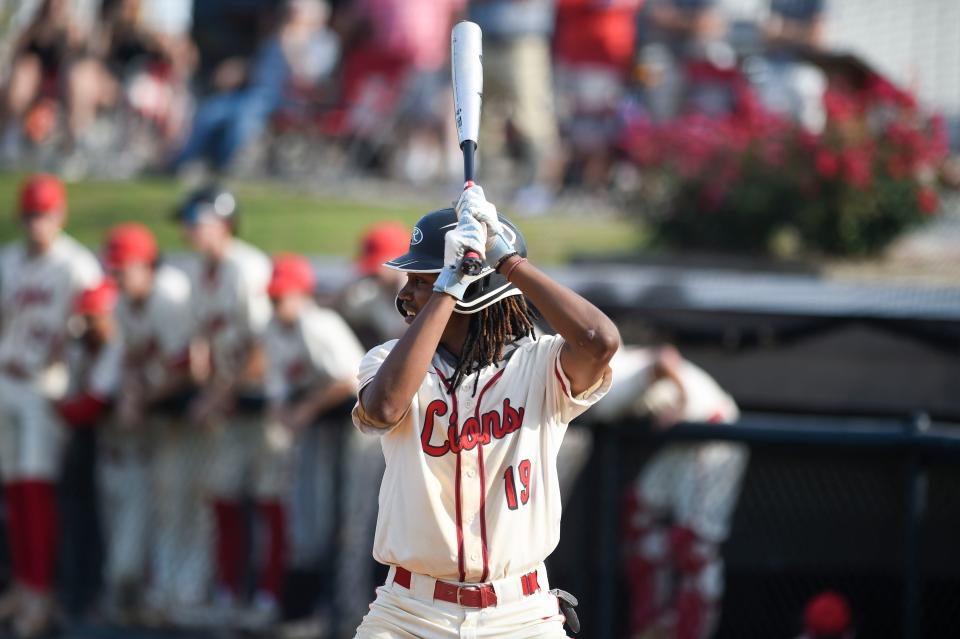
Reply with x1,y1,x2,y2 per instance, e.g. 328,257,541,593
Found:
456,185,517,268
433,211,487,300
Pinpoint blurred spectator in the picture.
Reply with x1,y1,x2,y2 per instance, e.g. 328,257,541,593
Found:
554,0,643,189
172,0,339,175
66,0,184,148
0,0,85,153
189,0,279,96
337,221,409,349
638,0,732,118
0,175,102,639
337,0,464,183
469,0,562,214
140,0,194,69
57,280,121,619
797,591,855,639
606,345,748,639
749,0,828,131
127,0,197,146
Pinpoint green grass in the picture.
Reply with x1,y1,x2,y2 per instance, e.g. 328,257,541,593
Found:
0,174,641,264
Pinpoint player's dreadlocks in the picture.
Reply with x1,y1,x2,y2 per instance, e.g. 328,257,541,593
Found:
450,295,538,394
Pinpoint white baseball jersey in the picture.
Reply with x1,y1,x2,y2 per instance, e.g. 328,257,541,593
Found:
352,334,611,583
115,264,193,388
590,347,738,423
264,302,364,404
64,336,123,402
186,239,271,381
0,234,102,390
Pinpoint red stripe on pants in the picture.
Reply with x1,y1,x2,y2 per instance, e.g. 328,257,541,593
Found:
213,500,245,595
19,481,58,592
257,501,287,598
3,483,29,585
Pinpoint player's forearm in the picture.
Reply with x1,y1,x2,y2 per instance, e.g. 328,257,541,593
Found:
361,293,456,426
500,256,620,363
143,363,193,405
298,378,356,422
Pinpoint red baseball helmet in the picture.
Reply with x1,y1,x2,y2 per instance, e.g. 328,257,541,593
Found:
104,223,159,269
75,279,119,316
268,253,316,298
19,174,66,217
804,591,852,637
357,221,409,276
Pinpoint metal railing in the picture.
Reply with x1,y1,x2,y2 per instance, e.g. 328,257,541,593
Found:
566,412,960,639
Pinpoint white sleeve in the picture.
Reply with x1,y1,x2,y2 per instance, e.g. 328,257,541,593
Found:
303,310,365,384
680,362,741,423
154,274,193,363
239,261,272,339
541,335,613,424
351,339,410,435
71,248,103,293
88,337,123,399
584,347,655,421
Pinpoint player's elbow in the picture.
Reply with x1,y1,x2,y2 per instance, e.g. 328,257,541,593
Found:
359,387,408,429
365,403,408,429
579,319,620,364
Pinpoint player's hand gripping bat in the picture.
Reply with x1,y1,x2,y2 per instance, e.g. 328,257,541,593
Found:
451,21,485,276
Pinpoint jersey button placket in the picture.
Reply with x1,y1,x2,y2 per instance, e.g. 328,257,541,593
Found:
460,448,482,580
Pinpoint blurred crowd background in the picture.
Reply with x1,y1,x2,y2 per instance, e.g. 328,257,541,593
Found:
0,0,956,216
0,1,958,639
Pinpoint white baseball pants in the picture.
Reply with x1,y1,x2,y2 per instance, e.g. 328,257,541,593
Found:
0,376,67,480
354,566,569,639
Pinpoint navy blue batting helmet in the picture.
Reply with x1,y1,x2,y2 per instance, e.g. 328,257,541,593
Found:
385,207,527,315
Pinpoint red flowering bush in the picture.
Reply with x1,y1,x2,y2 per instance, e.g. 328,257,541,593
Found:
624,73,949,256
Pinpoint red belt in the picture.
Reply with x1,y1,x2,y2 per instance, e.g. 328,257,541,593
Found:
393,566,541,609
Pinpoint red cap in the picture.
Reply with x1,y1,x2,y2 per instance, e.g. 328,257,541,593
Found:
104,223,158,269
75,279,118,316
357,222,409,275
804,591,851,636
268,253,316,299
19,174,66,216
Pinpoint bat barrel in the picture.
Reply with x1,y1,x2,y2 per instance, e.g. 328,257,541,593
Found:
452,20,484,277
452,21,483,149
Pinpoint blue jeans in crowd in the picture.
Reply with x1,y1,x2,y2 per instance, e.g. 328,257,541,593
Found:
173,89,279,171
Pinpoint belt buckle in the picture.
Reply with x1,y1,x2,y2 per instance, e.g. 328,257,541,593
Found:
457,585,478,607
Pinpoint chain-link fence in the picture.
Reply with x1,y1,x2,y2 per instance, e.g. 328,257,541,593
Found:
552,413,960,639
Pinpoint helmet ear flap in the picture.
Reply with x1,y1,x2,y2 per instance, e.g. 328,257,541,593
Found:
395,294,405,318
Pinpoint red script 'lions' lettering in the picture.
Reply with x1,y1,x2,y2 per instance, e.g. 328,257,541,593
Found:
421,398,525,457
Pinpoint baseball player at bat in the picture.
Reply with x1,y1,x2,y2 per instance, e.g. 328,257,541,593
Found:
351,184,620,638
0,175,102,638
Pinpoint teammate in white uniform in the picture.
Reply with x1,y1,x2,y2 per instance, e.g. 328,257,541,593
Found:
57,280,122,623
258,253,364,628
101,223,206,622
59,282,123,429
175,186,274,613
352,186,620,638
338,222,410,350
334,222,409,637
606,346,748,639
0,174,102,638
